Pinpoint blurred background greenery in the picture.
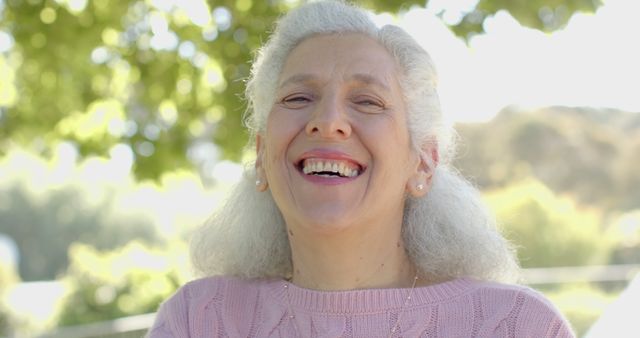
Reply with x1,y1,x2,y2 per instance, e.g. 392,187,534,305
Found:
0,0,639,337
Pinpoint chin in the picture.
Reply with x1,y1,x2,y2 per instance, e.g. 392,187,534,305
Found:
293,210,358,235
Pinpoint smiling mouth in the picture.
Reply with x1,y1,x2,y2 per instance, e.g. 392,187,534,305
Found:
297,158,364,178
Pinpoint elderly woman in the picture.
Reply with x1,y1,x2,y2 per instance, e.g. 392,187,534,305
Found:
148,1,574,337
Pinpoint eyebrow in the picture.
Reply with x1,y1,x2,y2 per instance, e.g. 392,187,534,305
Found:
350,73,391,91
278,73,391,91
278,73,316,89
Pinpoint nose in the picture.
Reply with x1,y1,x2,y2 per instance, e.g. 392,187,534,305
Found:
305,96,352,139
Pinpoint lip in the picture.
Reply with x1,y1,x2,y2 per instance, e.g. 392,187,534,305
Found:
294,148,366,185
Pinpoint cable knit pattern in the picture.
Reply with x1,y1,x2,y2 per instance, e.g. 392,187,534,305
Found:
147,276,575,338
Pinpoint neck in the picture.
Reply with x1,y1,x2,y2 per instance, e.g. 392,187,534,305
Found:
287,220,417,291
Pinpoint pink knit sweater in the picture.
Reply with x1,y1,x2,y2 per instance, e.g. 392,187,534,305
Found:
147,276,574,337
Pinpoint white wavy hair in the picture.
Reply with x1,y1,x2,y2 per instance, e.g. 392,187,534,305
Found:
191,0,519,283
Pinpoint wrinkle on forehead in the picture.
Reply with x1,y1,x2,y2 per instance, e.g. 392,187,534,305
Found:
279,72,392,92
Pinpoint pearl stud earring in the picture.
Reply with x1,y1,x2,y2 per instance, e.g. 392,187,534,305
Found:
417,184,424,191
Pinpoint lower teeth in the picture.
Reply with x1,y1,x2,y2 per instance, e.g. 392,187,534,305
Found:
313,173,343,178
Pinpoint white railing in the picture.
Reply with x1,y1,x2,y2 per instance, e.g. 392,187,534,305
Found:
521,263,640,284
36,313,155,338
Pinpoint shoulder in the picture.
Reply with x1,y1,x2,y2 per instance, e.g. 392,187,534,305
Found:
472,280,563,317
146,276,227,337
162,275,271,313
467,280,575,338
170,275,269,305
146,276,270,337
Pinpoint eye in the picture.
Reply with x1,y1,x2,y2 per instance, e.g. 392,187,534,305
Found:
281,94,312,109
355,98,383,107
352,95,385,112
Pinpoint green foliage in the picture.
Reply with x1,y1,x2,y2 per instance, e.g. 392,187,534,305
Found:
0,258,19,336
606,210,640,265
0,256,19,292
0,0,601,180
57,241,189,325
452,0,601,38
0,145,225,281
0,181,160,280
455,107,640,211
0,148,162,280
485,178,612,268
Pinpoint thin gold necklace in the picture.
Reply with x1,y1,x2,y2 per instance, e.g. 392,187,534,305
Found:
282,274,419,337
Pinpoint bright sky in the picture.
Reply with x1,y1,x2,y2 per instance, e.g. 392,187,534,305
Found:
397,0,640,122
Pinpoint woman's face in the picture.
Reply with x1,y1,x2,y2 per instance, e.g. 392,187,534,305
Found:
258,33,424,234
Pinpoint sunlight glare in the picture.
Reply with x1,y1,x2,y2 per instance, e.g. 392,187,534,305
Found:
400,0,640,122
0,30,13,53
49,141,79,186
426,0,480,25
211,160,243,185
67,0,88,13
6,281,67,329
148,12,179,51
109,143,135,176
177,0,211,27
0,234,18,267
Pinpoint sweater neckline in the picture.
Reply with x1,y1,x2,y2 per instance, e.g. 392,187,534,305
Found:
266,277,479,314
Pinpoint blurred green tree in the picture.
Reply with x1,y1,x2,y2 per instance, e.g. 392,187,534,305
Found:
0,255,19,336
485,178,612,268
0,184,160,280
57,241,189,325
0,0,601,180
454,107,640,211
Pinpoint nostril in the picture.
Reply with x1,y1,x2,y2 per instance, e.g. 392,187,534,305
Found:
305,115,351,138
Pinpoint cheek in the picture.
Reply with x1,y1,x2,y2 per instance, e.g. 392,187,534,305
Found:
263,112,304,168
358,116,411,150
363,119,414,170
263,138,285,175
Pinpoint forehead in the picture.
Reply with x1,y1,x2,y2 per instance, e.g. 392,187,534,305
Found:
278,33,400,88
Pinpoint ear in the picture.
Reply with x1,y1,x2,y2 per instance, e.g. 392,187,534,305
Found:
255,134,268,192
407,143,439,198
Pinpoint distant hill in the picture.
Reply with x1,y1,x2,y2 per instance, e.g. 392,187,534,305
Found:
453,106,640,211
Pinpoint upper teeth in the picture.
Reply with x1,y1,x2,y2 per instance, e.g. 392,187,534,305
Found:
302,160,359,177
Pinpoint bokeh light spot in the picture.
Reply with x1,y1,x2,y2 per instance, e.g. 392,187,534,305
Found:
188,120,204,137
40,7,57,24
233,28,247,43
178,40,196,59
212,6,232,31
202,25,218,41
136,141,155,157
90,46,110,64
176,78,192,95
158,100,178,128
101,28,120,46
143,124,161,141
67,0,88,13
236,0,252,12
205,106,224,123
